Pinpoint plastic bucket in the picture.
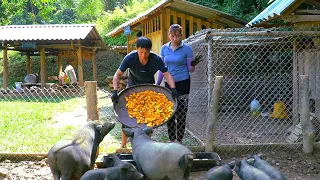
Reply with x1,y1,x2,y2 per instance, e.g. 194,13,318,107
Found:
15,82,23,93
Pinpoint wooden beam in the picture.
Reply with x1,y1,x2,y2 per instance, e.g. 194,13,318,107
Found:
282,0,304,16
92,50,97,81
283,15,320,23
77,43,84,86
40,47,46,88
2,41,8,88
295,10,320,15
26,52,31,74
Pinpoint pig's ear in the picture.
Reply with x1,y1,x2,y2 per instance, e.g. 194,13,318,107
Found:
143,127,153,135
96,125,103,132
123,128,134,137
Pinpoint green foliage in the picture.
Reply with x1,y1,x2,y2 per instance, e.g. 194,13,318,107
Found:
97,0,161,45
187,0,270,23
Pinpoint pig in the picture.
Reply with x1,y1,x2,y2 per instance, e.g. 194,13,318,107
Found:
123,127,195,180
80,154,143,180
47,120,115,180
235,159,271,180
248,155,287,180
204,161,235,180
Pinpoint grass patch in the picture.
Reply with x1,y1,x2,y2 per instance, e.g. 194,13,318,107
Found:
0,96,85,153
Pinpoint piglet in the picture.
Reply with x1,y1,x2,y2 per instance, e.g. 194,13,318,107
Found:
235,159,271,180
248,154,287,180
80,154,143,180
123,127,195,180
204,161,235,180
47,120,115,180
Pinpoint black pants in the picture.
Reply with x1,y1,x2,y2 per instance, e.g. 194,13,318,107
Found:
165,78,190,141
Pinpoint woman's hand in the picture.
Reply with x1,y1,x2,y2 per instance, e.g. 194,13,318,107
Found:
191,54,203,66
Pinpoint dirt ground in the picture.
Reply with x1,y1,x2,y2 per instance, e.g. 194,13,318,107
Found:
1,147,320,179
1,101,320,179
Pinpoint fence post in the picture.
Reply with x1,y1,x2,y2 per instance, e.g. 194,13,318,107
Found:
299,75,315,154
205,76,223,152
207,38,214,110
85,81,99,120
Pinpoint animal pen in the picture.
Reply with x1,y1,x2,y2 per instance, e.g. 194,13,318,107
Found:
182,26,320,153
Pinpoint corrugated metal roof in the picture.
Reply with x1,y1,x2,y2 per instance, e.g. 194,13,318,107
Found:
106,0,246,37
0,24,107,49
246,0,296,27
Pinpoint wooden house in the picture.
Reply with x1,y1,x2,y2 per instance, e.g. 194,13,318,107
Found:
106,0,246,54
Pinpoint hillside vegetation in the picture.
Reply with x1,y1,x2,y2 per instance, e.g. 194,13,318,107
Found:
0,0,270,87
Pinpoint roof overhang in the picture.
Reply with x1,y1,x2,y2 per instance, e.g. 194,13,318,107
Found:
247,0,320,27
106,0,246,37
0,24,108,53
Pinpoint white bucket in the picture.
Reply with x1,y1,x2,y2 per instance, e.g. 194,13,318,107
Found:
15,82,23,93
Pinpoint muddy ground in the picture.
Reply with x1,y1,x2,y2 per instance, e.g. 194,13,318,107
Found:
1,147,320,180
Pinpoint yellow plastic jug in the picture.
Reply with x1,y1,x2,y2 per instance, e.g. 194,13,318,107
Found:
270,100,288,119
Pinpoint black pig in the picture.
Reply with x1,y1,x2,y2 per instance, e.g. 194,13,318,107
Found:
248,155,287,180
80,154,143,180
47,120,115,180
204,161,235,180
123,127,195,180
235,159,271,180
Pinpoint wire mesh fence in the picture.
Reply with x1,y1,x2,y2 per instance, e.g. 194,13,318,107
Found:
1,26,320,162
186,26,320,153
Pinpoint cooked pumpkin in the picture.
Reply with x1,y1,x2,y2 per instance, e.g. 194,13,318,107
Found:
125,90,174,126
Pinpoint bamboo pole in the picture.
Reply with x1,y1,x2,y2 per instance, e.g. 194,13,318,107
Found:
2,41,8,88
26,52,31,74
299,75,315,154
40,47,46,88
85,81,99,120
205,76,223,152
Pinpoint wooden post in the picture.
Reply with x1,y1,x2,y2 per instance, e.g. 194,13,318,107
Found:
85,81,99,120
92,50,97,81
292,40,299,126
205,76,223,152
299,75,315,153
77,42,84,86
207,38,214,110
58,53,62,78
40,47,46,88
2,41,8,88
27,52,31,74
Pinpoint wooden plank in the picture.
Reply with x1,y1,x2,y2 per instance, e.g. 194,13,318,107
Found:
160,8,166,44
292,41,299,126
189,16,194,36
180,13,186,39
172,10,177,24
197,18,202,32
202,21,210,29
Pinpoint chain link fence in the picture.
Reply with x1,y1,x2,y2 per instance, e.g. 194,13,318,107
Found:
185,26,320,153
1,26,320,162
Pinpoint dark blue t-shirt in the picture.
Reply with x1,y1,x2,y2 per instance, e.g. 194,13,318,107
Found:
119,50,168,86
